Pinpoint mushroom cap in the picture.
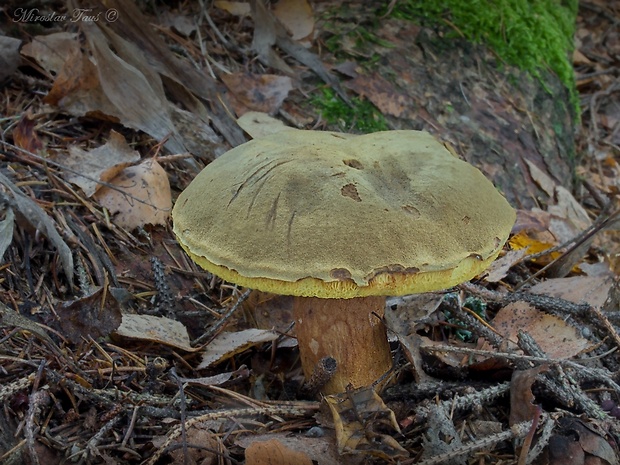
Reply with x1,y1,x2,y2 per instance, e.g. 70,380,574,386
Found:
172,130,516,298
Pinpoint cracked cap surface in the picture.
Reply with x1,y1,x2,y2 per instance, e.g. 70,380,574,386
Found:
172,129,516,298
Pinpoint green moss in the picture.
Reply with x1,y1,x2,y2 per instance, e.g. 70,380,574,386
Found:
386,0,579,112
310,88,388,133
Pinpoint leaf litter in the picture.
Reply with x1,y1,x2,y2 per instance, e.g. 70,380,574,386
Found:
0,1,619,465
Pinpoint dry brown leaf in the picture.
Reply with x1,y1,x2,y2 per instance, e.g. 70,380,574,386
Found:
326,387,408,460
93,159,172,230
64,131,140,197
237,433,341,465
509,366,547,426
273,0,314,41
245,439,313,465
57,286,123,344
221,73,293,116
12,112,44,155
344,73,413,118
21,32,80,76
197,329,279,369
82,24,185,154
490,301,592,359
114,314,195,352
244,291,295,333
169,425,220,465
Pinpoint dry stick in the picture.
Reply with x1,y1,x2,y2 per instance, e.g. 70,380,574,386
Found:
422,344,620,392
169,368,189,465
192,289,252,346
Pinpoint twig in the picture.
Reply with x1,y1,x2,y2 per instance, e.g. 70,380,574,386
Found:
407,421,533,465
192,289,252,345
144,403,319,465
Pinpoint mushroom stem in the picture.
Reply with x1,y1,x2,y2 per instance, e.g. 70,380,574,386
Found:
293,296,392,394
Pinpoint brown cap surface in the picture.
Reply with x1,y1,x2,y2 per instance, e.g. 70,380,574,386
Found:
172,130,516,298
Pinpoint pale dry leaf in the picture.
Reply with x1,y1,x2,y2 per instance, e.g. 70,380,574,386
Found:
82,23,185,153
214,1,251,16
245,439,313,465
237,111,293,139
21,32,80,75
525,159,556,197
197,329,279,369
93,159,172,230
64,131,141,197
273,0,314,41
483,248,528,282
114,314,196,351
529,276,614,311
490,301,592,359
250,0,295,75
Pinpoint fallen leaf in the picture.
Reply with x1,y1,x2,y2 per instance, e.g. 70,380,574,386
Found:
0,35,21,83
326,387,408,460
237,433,341,465
509,366,547,426
82,24,186,154
237,111,293,139
214,1,251,16
483,248,528,282
21,32,80,76
169,425,221,465
525,159,556,197
549,417,617,465
245,439,313,465
221,73,293,115
344,73,413,118
273,0,314,41
197,329,279,369
12,112,44,155
114,314,195,351
93,159,172,230
57,286,123,344
63,131,141,197
529,276,615,311
250,0,295,75
490,301,592,359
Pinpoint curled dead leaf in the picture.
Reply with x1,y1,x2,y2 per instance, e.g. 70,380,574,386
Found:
93,159,172,230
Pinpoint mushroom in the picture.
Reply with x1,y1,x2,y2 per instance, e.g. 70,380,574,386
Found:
172,130,516,394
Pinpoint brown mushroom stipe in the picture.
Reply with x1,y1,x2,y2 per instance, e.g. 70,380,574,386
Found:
172,129,516,394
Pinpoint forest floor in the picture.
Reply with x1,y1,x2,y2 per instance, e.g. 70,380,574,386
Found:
0,1,619,464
